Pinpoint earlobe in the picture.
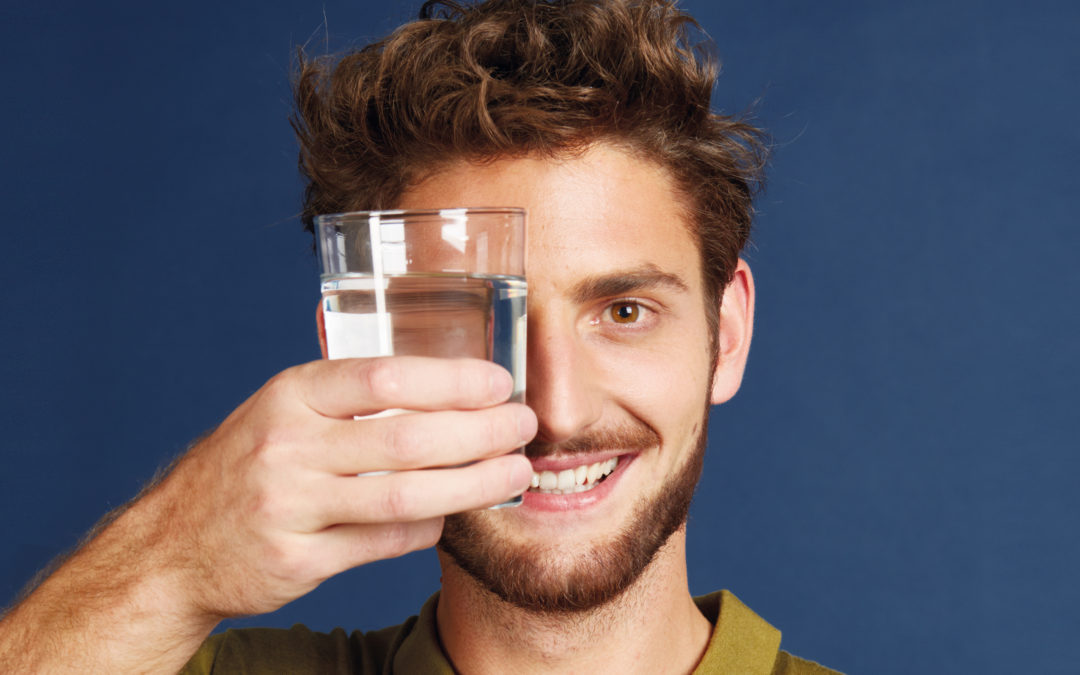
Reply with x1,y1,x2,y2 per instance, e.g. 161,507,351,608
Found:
316,302,328,359
709,259,755,405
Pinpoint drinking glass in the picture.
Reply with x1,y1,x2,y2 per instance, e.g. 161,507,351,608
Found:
316,208,527,508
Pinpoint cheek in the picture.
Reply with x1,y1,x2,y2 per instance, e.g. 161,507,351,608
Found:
606,342,712,432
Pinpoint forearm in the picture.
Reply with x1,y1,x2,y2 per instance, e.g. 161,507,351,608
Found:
0,491,218,673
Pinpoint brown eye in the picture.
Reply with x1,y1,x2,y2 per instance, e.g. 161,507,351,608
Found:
610,302,640,323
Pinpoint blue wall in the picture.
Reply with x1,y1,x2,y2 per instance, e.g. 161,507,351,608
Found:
1,2,1077,672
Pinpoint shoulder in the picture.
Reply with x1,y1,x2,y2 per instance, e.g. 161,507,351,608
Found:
694,590,844,675
180,593,448,674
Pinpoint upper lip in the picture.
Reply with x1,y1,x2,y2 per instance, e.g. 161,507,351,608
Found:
528,450,639,473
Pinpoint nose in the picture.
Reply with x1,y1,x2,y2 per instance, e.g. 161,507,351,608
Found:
526,310,604,444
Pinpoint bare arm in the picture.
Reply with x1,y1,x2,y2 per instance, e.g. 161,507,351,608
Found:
0,356,535,673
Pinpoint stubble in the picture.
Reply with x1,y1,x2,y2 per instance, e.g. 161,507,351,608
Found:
438,409,709,614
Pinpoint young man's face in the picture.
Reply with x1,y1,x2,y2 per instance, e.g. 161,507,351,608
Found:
397,143,753,612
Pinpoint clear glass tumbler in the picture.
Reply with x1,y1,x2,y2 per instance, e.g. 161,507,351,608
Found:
316,208,527,508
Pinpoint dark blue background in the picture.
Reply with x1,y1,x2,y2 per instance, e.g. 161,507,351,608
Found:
2,1,1077,672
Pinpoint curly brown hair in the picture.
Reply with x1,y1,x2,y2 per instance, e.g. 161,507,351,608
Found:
292,0,767,325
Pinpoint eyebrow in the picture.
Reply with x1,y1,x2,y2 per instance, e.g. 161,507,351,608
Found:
568,264,690,304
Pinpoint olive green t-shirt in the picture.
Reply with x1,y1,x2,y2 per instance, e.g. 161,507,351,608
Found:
182,590,839,674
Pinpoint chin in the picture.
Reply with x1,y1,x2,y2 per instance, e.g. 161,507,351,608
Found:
438,421,707,614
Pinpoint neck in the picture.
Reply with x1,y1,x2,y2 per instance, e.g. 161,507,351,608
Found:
435,527,711,674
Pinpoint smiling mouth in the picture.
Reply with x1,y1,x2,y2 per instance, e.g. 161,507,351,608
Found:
528,457,619,495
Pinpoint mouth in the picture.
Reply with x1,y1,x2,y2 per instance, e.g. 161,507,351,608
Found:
528,457,619,495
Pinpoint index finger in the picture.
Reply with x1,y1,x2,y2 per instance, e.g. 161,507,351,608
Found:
293,356,515,418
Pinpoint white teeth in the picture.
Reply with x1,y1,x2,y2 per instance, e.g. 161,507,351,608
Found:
586,462,600,483
529,457,620,495
539,471,557,490
574,465,587,485
557,469,575,490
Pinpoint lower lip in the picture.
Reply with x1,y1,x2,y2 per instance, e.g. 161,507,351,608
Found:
520,454,634,512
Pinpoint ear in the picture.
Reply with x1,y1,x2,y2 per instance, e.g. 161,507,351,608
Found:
710,258,755,405
316,301,329,359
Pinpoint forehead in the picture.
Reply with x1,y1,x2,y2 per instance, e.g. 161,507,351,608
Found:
397,144,702,294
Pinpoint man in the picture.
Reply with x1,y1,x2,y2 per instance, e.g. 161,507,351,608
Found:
0,1,839,672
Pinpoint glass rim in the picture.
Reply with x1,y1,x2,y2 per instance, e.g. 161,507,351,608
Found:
314,207,526,226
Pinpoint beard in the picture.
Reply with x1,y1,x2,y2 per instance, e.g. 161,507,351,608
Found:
438,409,709,614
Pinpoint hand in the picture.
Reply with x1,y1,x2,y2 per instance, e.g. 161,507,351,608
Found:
0,356,535,672
157,356,536,618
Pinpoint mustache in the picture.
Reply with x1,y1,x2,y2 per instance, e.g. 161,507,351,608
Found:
525,421,660,459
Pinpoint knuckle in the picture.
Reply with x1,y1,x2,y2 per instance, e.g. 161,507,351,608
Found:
246,487,283,526
363,359,403,403
374,523,413,558
386,422,425,464
243,469,297,528
247,430,297,476
261,369,295,403
378,482,417,521
264,541,313,584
